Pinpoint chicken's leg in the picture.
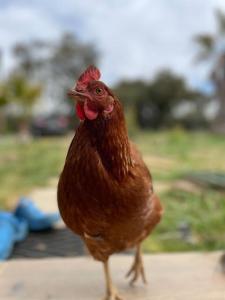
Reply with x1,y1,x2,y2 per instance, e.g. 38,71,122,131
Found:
103,260,123,300
126,244,147,285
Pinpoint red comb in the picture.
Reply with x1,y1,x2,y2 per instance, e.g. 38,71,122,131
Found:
76,65,101,90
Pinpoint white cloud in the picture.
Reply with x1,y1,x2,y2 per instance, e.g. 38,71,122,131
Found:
1,0,225,90
0,4,61,74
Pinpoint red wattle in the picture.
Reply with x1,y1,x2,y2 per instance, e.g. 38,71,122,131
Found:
76,103,85,120
84,101,98,120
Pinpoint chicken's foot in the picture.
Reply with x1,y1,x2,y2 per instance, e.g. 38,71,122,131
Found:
103,260,124,300
126,244,147,285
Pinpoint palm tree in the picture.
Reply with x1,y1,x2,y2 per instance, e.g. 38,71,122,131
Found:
7,74,42,134
194,9,225,133
0,74,41,136
8,74,41,114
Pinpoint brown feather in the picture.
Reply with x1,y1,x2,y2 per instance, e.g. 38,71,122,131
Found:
57,98,163,262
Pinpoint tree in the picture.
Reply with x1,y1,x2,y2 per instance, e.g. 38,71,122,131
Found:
50,33,97,81
0,82,9,133
7,75,41,111
6,74,42,133
0,75,41,133
49,33,98,112
115,70,203,129
0,49,6,131
194,9,225,133
0,83,8,107
114,80,148,108
12,40,47,78
12,33,98,112
143,70,202,128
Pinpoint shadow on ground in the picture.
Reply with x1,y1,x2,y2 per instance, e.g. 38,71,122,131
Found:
12,228,85,259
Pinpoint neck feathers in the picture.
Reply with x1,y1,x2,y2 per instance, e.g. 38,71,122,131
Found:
85,100,132,180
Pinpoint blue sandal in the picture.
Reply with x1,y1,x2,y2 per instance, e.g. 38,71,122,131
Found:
0,212,28,260
14,198,60,231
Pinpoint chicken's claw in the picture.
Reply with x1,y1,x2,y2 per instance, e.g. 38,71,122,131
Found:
126,246,147,286
103,288,124,300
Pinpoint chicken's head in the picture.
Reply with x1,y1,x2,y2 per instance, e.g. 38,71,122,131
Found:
68,66,115,121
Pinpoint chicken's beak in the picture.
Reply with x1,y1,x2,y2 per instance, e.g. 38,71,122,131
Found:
67,89,91,101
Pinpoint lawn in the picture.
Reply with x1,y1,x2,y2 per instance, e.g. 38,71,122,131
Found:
136,130,225,252
0,135,68,210
0,129,225,252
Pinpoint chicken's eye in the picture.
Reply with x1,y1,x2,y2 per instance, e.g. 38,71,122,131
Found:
95,87,103,95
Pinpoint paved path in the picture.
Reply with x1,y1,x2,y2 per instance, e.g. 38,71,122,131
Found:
0,252,224,300
28,179,59,215
4,183,224,299
11,180,85,259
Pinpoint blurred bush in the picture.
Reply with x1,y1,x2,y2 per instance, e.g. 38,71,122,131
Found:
115,70,207,130
194,9,225,133
0,32,98,135
2,15,225,134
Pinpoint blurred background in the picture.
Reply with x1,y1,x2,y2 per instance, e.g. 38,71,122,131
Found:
0,0,225,254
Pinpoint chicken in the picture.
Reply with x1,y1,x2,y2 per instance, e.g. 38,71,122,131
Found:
57,65,163,300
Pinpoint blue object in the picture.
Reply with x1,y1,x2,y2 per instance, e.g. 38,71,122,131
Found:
0,198,60,260
15,198,60,231
0,212,28,260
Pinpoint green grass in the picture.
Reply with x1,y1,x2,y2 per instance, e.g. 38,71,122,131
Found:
0,136,68,209
133,129,225,252
0,129,225,252
135,128,225,179
143,189,225,252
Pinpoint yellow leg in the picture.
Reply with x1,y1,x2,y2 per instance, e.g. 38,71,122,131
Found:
103,260,123,300
126,244,147,285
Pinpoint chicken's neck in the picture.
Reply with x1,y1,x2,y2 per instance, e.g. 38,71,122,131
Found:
85,100,132,181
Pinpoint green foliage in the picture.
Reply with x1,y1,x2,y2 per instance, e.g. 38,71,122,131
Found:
193,9,225,132
7,74,41,108
194,9,225,62
113,80,148,107
215,9,225,35
0,82,10,133
115,70,205,129
12,40,47,76
12,33,98,83
12,32,98,112
50,33,98,80
0,75,41,133
194,34,215,62
149,70,201,104
0,32,98,133
1,130,225,252
0,82,8,107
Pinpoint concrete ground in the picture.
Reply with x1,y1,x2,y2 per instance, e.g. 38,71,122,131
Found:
0,252,224,300
2,182,224,299
28,179,59,215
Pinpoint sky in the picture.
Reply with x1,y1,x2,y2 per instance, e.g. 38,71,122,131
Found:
1,0,225,91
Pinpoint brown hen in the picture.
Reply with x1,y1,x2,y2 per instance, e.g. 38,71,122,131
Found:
57,66,163,300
